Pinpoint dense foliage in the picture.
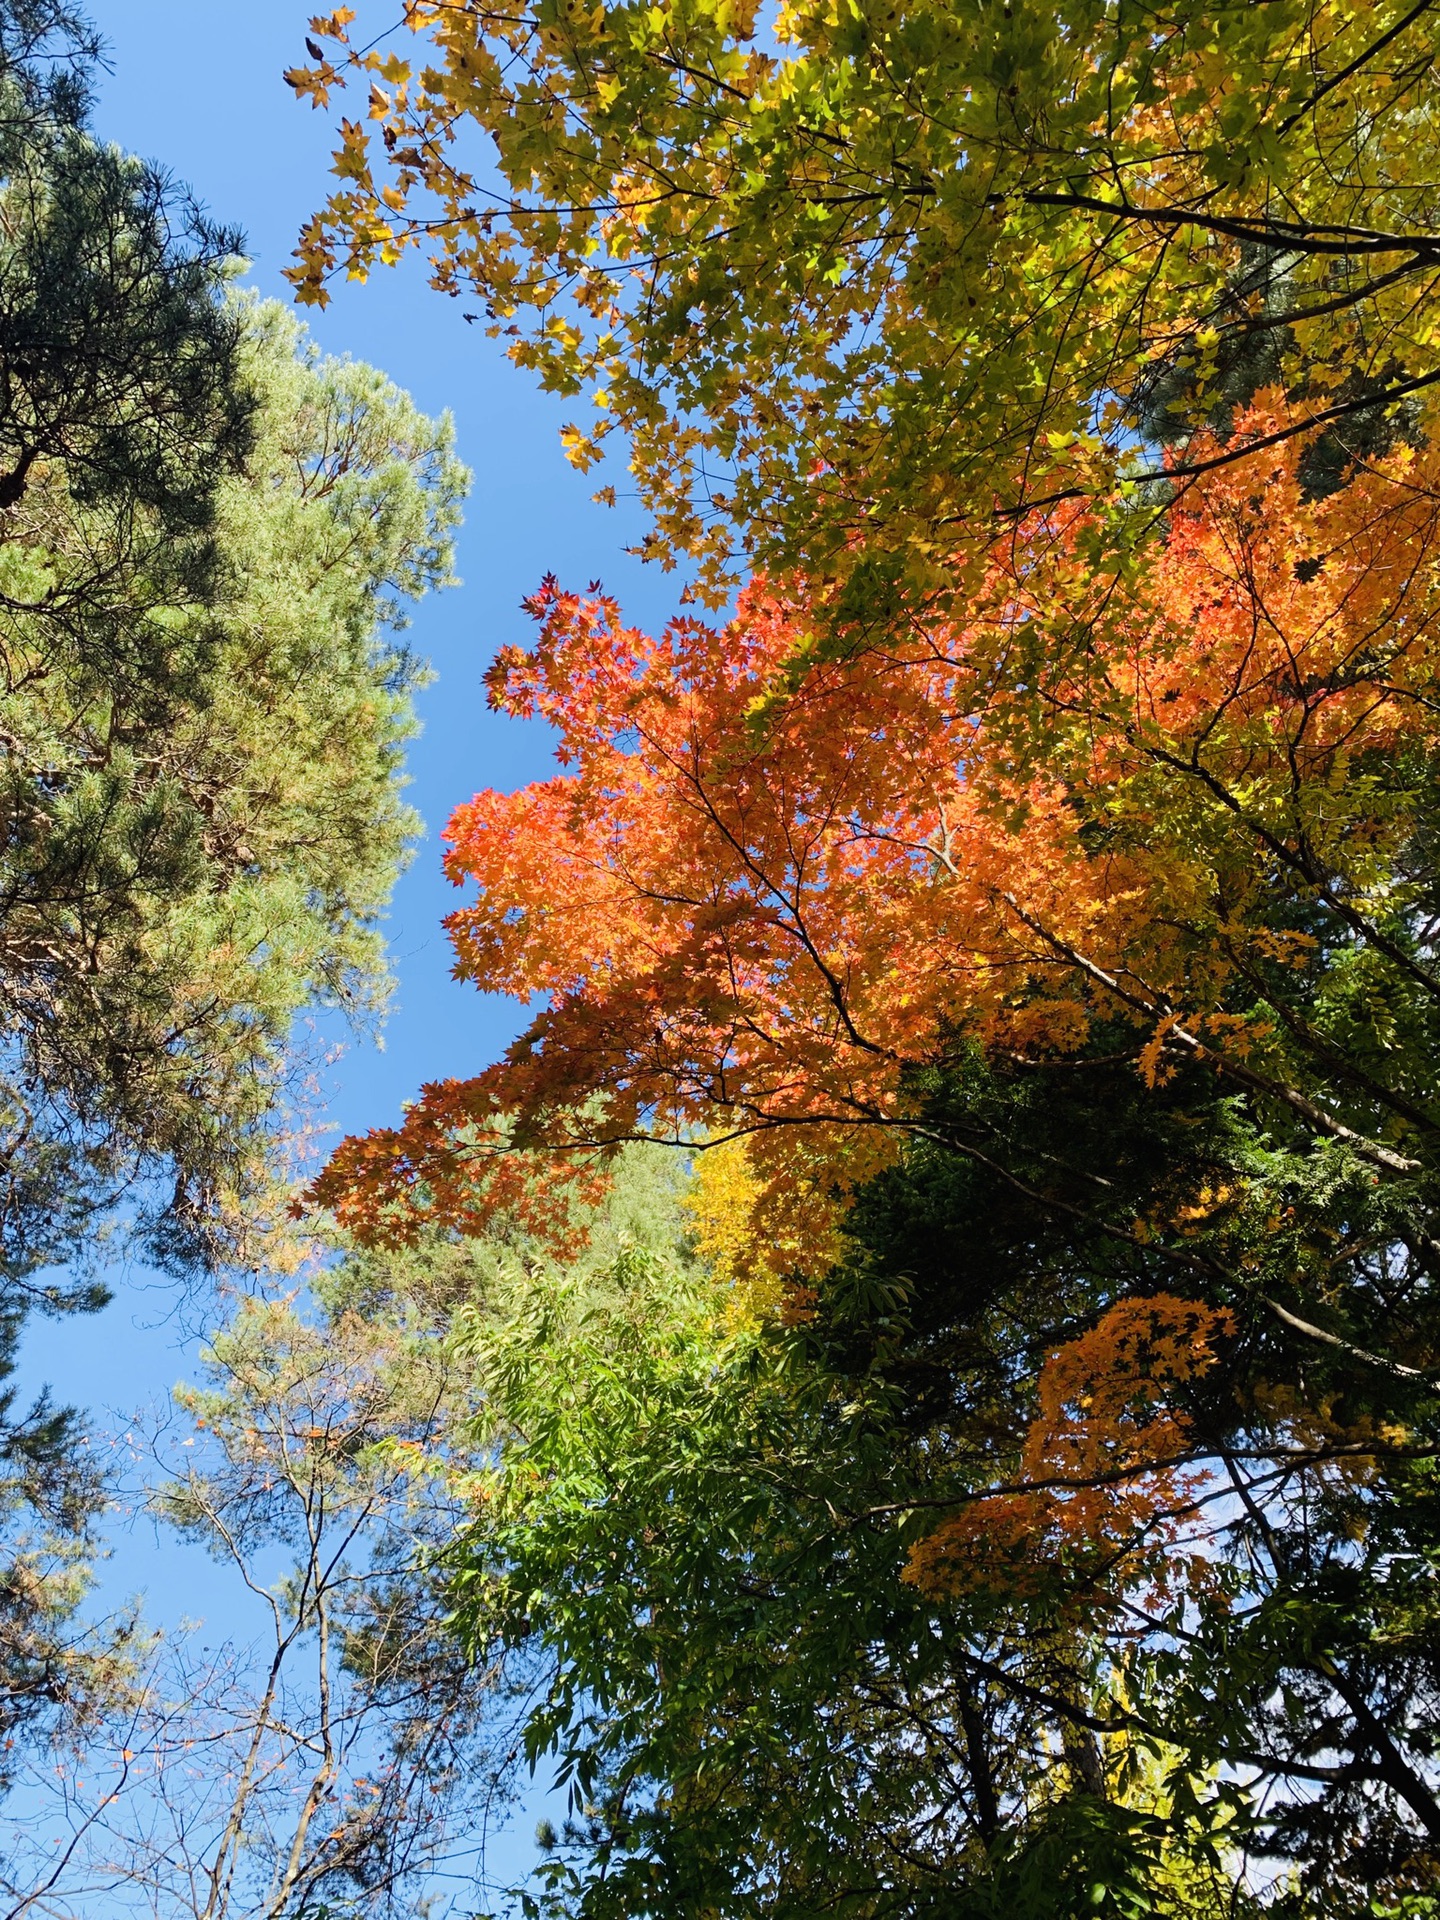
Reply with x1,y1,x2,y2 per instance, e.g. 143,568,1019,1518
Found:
307,409,1440,1907
288,0,1440,1911
4,0,1422,1910
292,0,1440,603
0,0,466,1785
1,280,464,1289
446,1236,1254,1920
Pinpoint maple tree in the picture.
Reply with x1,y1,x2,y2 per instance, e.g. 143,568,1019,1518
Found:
289,0,1440,604
306,397,1440,1898
899,1293,1235,1607
285,0,1440,1899
315,395,1440,1257
811,1041,1440,1910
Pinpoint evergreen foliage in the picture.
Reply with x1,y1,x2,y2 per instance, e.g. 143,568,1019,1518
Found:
0,0,466,1763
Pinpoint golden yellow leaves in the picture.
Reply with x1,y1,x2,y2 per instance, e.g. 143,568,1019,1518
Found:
686,1135,791,1327
284,214,335,305
284,8,360,109
1138,1012,1182,1089
332,118,372,182
286,0,1440,615
285,62,340,111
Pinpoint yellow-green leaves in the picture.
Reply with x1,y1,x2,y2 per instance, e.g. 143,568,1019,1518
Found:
293,0,1440,611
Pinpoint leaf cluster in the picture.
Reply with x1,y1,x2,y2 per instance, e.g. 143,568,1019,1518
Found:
294,0,1440,605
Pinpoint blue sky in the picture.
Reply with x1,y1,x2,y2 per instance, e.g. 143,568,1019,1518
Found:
16,0,685,1888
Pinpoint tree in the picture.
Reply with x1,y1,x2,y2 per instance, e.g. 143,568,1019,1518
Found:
2,284,465,1287
0,0,467,1773
0,1281,503,1920
0,1148,698,1920
286,0,1440,1900
422,1239,1247,1920
0,0,244,1769
0,278,464,1787
811,1050,1440,1913
313,399,1440,1255
309,402,1440,1901
289,0,1440,603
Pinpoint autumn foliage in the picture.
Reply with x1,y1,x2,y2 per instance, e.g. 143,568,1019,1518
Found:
902,1295,1234,1605
313,399,1440,1251
286,1,1440,606
283,3,1440,1896
297,396,1440,1682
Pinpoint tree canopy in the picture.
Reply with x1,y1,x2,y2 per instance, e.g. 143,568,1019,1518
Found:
292,0,1440,604
0,3,467,1775
1,284,465,1289
0,0,1414,1910
287,2,1440,1908
302,398,1440,1904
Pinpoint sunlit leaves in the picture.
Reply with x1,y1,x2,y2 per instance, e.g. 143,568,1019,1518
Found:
315,406,1440,1282
291,0,1440,606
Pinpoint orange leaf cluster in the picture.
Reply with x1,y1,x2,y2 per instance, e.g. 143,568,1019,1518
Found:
902,1295,1234,1605
305,1076,609,1250
312,402,1440,1247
